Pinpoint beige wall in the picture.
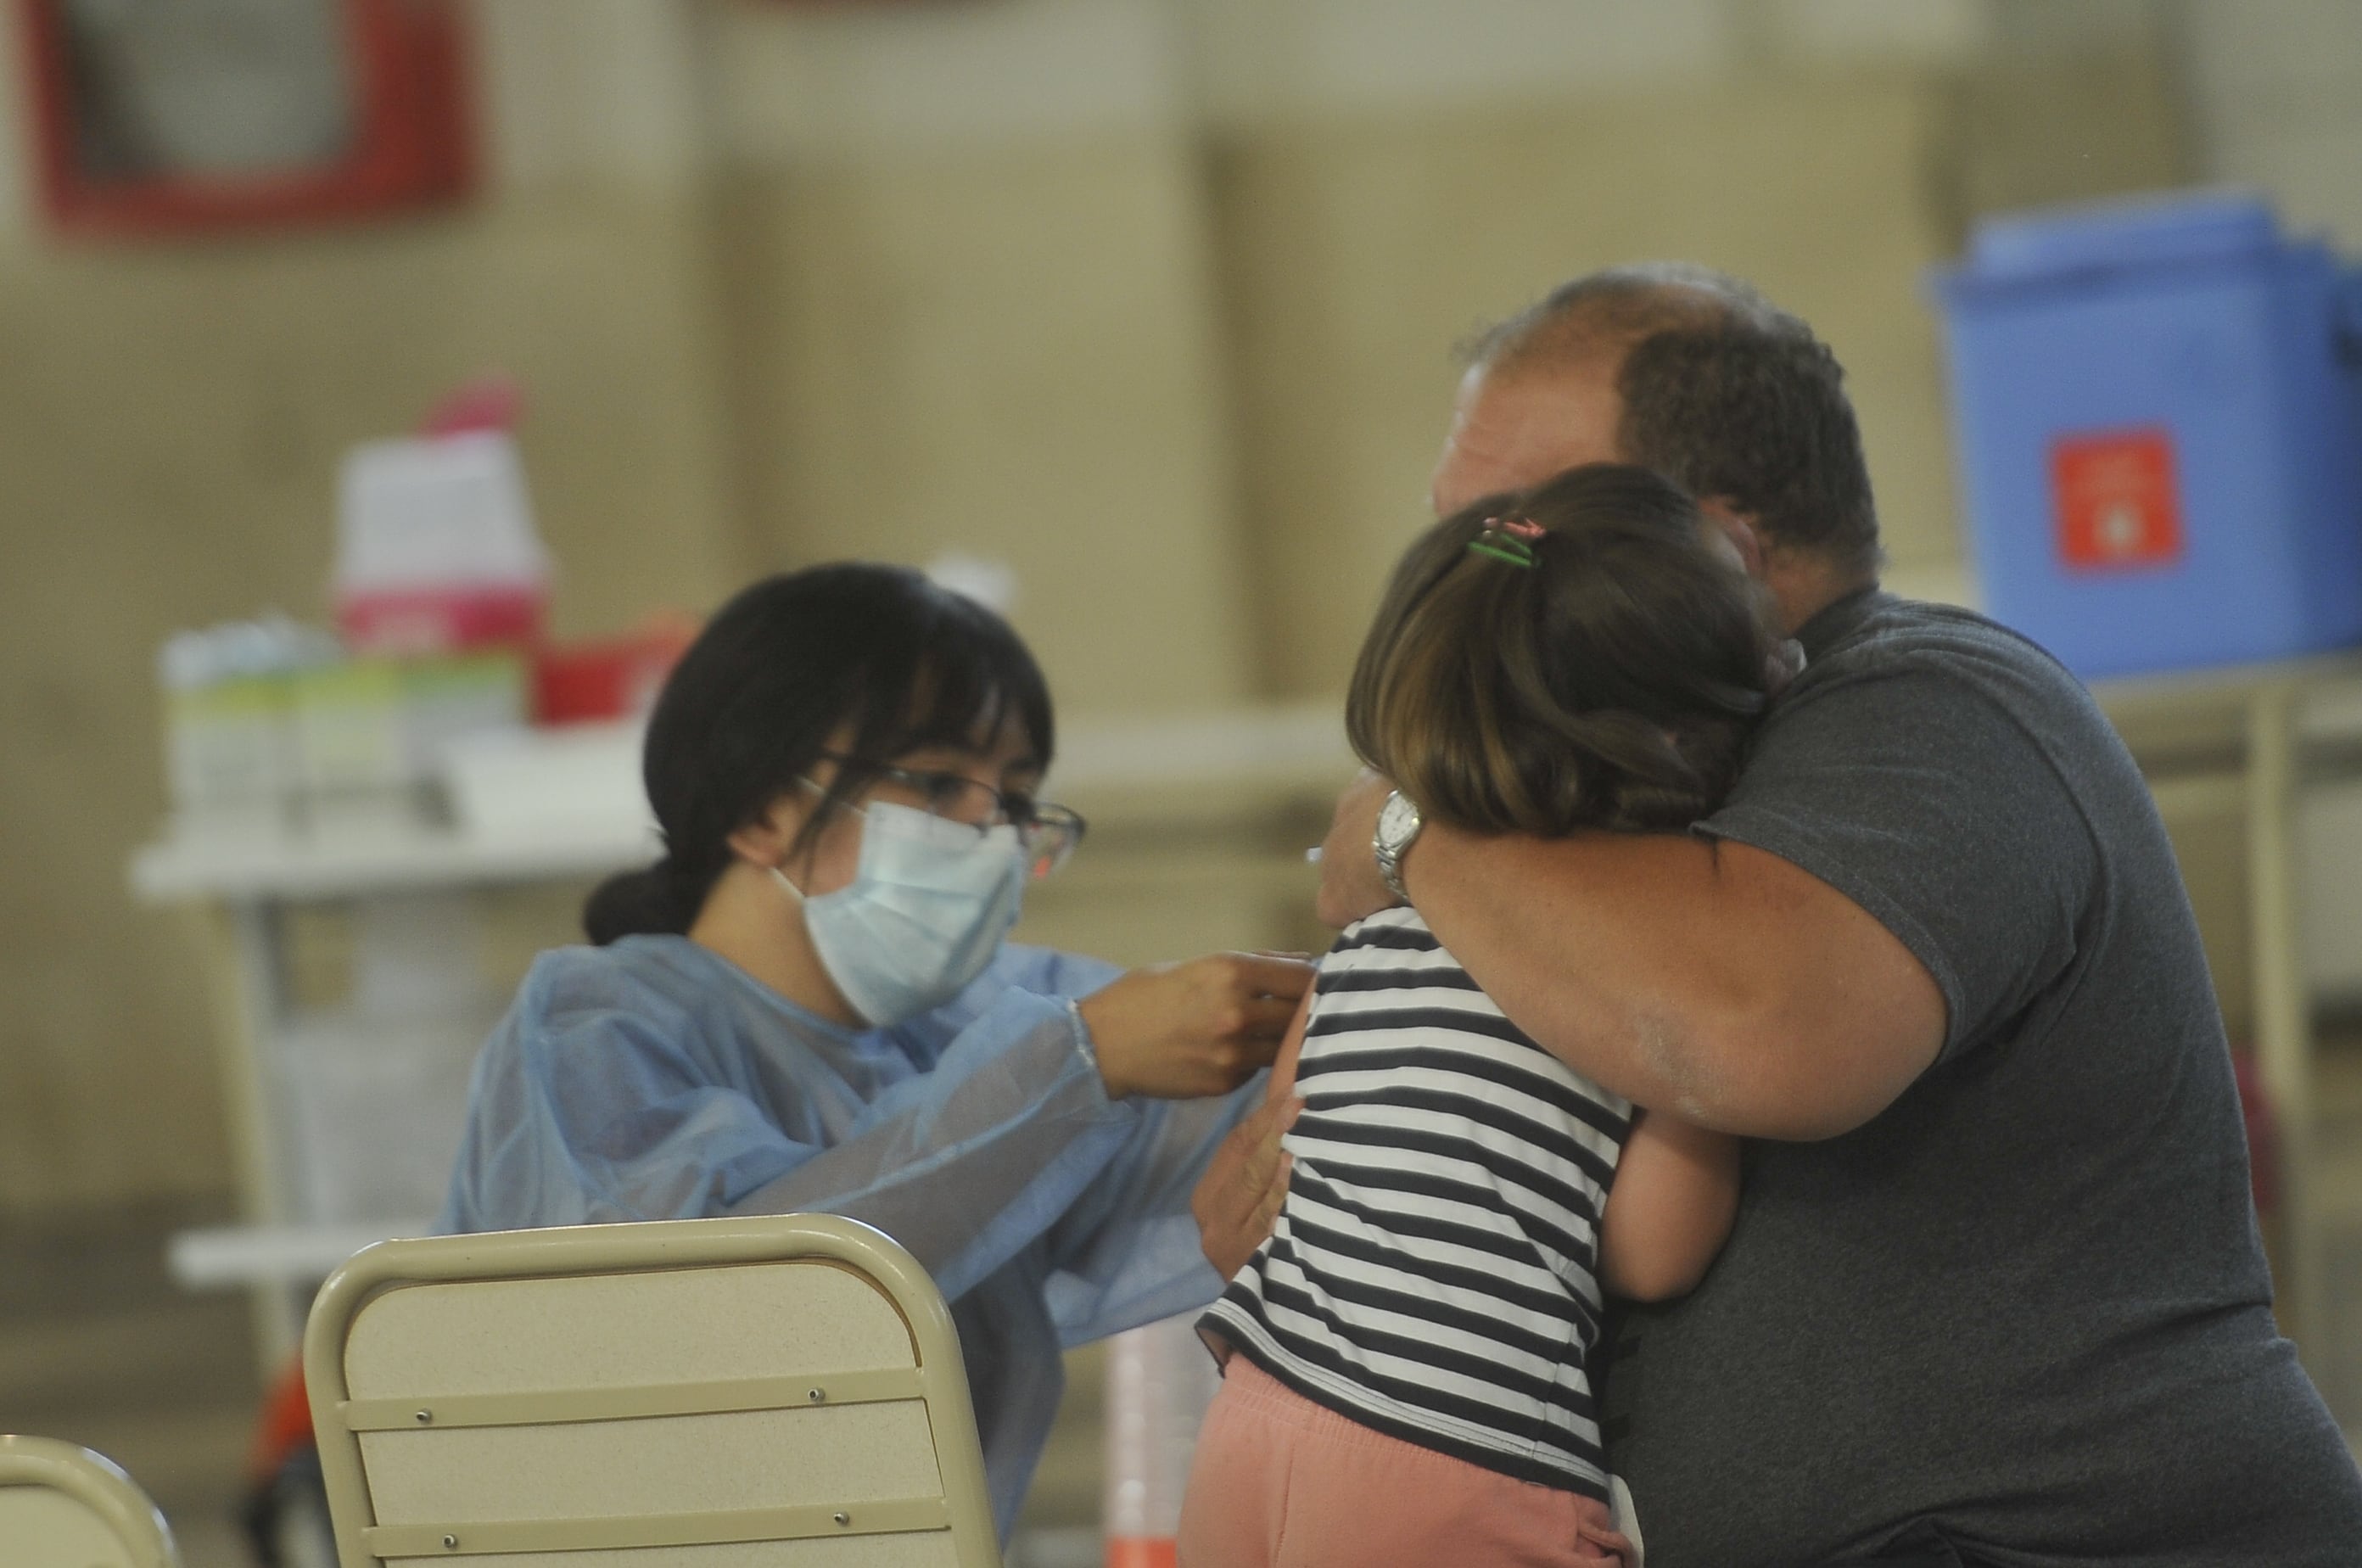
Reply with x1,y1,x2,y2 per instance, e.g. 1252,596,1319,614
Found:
1215,73,1970,695
2183,0,2362,249
707,0,1257,714
0,0,746,1212
0,195,745,1208
720,138,1256,714
0,0,2218,1212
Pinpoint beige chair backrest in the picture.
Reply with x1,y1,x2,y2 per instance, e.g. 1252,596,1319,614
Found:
304,1213,1001,1568
0,1435,183,1568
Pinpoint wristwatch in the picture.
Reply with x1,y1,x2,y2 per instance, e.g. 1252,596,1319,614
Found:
1373,789,1424,902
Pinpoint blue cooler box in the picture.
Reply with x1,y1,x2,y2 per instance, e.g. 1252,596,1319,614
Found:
1931,191,2362,679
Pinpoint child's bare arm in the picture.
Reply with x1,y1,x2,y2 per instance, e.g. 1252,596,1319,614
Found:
1598,1110,1740,1302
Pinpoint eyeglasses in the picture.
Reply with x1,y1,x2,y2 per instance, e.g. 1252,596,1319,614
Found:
819,751,1088,879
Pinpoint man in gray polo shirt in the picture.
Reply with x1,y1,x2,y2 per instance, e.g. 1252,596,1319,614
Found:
1208,265,2362,1565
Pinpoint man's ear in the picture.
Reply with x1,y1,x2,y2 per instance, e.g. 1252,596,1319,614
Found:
1699,497,1767,579
724,794,802,868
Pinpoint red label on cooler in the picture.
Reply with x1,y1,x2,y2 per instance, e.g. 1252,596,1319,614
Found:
2051,428,2186,571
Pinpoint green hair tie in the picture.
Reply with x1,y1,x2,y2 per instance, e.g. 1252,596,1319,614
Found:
1467,515,1545,568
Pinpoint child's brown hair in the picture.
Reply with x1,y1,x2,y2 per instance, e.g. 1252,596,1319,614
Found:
1346,462,1783,837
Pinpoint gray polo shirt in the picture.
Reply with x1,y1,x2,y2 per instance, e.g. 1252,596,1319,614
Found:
1606,591,2362,1566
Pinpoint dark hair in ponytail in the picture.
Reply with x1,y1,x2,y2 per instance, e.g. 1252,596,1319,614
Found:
1346,462,1780,837
583,563,1055,944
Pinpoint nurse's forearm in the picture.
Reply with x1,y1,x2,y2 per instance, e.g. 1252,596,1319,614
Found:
735,1002,1136,1298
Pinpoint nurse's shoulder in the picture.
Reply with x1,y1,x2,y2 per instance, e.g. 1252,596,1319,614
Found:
498,933,748,1062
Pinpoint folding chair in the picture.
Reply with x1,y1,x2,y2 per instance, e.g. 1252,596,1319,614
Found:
0,1434,183,1568
304,1213,1001,1566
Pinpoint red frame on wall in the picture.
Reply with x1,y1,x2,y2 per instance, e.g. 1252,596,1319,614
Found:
17,0,473,238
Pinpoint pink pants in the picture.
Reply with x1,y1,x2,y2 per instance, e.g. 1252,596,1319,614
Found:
1176,1356,1634,1568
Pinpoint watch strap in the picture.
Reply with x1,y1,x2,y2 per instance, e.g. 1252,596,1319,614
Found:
1373,790,1419,901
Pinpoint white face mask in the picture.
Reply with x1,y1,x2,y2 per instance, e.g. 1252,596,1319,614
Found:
770,798,1027,1027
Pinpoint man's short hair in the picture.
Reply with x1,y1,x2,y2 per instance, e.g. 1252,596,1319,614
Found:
1466,264,1883,577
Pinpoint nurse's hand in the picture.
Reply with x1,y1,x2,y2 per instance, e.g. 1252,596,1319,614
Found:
1079,952,1314,1100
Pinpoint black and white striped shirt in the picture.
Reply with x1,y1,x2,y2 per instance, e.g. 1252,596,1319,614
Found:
1199,906,1632,1498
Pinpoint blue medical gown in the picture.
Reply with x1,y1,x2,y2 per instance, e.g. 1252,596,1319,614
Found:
439,933,1256,1540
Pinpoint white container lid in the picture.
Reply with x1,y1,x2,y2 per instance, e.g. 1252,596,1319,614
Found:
334,430,548,593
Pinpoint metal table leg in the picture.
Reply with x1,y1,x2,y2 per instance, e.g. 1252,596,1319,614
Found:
2247,680,2324,1356
199,900,305,1373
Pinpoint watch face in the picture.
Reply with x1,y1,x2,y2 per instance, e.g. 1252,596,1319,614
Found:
1378,791,1420,848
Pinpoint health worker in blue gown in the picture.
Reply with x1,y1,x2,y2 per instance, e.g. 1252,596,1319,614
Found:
440,563,1315,1539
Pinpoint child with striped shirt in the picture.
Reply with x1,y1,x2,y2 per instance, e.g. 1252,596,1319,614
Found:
1183,463,1795,1567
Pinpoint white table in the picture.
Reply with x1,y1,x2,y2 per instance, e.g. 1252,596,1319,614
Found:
133,818,662,1366
2094,654,2362,1359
